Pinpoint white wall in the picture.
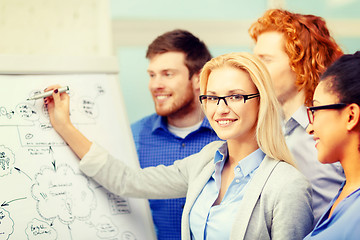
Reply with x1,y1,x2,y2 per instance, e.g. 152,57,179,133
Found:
1,0,359,123
111,0,360,123
0,0,113,56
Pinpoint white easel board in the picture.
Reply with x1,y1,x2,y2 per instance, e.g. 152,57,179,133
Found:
0,55,156,240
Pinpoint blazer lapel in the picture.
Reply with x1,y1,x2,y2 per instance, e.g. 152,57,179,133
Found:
182,160,215,240
185,160,215,210
231,156,280,239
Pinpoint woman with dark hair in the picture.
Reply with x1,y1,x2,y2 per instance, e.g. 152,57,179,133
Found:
305,51,360,239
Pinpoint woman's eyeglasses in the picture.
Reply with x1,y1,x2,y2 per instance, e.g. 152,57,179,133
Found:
199,93,259,107
306,103,348,124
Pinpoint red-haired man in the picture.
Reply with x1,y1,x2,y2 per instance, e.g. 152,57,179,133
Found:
249,9,345,224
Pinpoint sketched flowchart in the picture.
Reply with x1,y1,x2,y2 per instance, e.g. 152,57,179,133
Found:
0,74,151,240
2,84,104,147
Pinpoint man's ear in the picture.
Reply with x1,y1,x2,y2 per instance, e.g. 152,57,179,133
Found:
191,71,201,91
346,103,360,131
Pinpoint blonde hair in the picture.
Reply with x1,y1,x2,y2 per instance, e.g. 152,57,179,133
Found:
200,52,294,166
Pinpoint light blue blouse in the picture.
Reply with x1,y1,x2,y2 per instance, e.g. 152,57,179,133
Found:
189,143,265,240
304,181,360,239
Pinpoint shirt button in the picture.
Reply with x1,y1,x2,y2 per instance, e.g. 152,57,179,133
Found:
236,167,240,172
235,179,240,183
182,143,185,147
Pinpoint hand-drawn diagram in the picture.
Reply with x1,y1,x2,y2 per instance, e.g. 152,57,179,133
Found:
25,218,57,240
0,208,14,240
0,74,154,239
0,145,15,177
94,216,119,239
31,164,96,224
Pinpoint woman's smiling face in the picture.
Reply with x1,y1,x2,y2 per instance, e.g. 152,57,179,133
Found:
204,66,259,142
307,81,348,164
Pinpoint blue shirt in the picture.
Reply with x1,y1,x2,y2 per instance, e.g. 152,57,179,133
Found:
304,181,360,239
284,105,345,224
189,143,265,240
131,114,220,240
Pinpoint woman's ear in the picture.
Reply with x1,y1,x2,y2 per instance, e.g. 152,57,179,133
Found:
346,103,360,131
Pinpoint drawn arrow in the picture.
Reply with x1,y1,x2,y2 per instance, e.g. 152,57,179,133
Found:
52,160,56,171
68,225,73,240
14,167,32,181
49,146,56,171
1,197,27,207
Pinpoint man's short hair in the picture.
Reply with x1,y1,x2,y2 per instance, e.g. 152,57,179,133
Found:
146,29,212,79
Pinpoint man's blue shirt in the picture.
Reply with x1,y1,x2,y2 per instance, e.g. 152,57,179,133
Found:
131,113,220,240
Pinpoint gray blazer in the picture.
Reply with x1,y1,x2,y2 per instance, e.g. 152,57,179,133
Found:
80,141,314,240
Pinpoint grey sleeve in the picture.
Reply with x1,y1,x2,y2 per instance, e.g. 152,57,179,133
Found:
79,142,201,199
270,168,314,240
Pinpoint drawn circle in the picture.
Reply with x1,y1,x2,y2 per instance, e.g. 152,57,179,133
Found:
0,208,14,239
31,164,96,225
0,145,15,177
25,133,34,139
0,107,7,116
122,231,136,240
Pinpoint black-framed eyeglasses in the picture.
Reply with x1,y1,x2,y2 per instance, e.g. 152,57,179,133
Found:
199,93,260,106
306,103,348,124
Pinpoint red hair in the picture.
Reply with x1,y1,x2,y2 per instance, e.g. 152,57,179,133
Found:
249,9,343,105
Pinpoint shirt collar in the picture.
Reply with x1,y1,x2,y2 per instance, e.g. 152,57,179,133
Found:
284,105,309,135
213,142,265,177
152,115,168,133
214,142,228,164
239,148,265,177
151,115,214,134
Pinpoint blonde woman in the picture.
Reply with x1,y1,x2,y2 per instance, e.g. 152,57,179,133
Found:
44,52,313,239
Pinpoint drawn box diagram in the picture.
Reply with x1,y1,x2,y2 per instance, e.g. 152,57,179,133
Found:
107,193,131,215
